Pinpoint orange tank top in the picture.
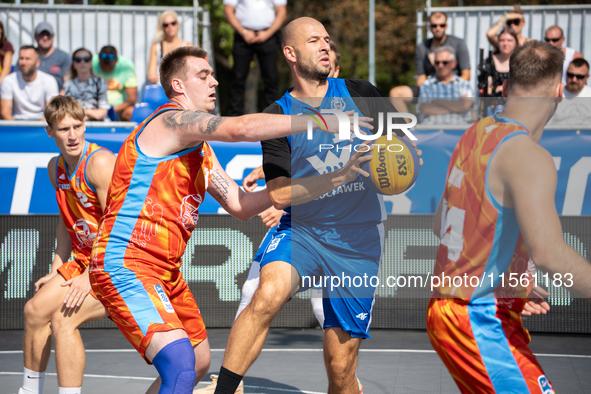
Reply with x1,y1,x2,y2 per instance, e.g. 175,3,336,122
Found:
433,114,535,311
56,142,108,265
90,103,213,274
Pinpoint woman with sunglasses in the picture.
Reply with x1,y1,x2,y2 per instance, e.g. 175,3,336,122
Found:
147,10,193,84
485,28,519,97
64,48,110,120
0,21,14,86
486,5,532,50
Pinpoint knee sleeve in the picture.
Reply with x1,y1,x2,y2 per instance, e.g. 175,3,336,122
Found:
152,338,196,394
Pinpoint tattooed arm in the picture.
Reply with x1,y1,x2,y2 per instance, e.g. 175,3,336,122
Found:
206,149,273,221
159,105,349,146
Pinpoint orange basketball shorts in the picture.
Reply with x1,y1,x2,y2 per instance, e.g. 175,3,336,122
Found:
427,298,554,394
91,267,207,362
58,259,97,299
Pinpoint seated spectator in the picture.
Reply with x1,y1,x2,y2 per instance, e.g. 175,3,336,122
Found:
0,21,14,86
487,5,532,49
92,45,137,121
485,28,519,96
329,40,340,78
34,21,71,93
64,48,110,121
417,47,473,125
0,46,58,120
544,25,584,85
550,58,591,125
147,10,193,84
390,11,470,113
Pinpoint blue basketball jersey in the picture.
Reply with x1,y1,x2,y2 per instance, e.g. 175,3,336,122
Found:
276,78,385,226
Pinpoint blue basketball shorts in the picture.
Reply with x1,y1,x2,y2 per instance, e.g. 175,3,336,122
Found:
258,221,384,338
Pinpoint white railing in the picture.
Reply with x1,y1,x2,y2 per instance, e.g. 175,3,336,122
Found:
416,4,591,91
0,4,213,101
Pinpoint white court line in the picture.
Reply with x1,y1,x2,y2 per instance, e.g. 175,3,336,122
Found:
1,348,590,358
0,372,326,394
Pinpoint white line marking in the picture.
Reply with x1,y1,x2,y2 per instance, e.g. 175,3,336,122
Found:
1,348,590,358
0,372,326,393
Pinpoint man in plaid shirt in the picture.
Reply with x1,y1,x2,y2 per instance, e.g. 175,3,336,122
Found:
418,47,474,125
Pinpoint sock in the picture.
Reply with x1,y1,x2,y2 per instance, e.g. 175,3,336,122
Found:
58,388,81,394
213,367,243,394
21,367,45,394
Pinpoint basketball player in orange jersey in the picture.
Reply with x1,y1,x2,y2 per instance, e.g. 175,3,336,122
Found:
88,46,371,394
17,96,116,394
430,40,591,394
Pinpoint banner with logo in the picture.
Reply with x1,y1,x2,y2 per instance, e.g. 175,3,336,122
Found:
1,125,590,215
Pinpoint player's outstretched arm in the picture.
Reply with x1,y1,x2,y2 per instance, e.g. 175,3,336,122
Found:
266,144,374,210
162,110,371,146
495,136,591,298
207,150,273,221
86,150,117,211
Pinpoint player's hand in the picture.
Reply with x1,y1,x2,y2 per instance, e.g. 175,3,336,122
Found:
521,286,550,316
339,141,373,182
259,206,283,228
402,136,424,167
61,269,92,309
34,272,57,292
243,167,264,192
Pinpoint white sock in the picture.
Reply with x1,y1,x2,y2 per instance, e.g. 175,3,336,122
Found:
58,388,82,394
21,367,45,394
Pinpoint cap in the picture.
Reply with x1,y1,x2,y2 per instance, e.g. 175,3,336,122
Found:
35,21,54,36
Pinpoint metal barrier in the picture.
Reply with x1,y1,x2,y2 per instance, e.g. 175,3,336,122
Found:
0,3,213,101
416,4,591,90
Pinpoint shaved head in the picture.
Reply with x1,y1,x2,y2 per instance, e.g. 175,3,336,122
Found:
282,17,326,48
545,25,563,37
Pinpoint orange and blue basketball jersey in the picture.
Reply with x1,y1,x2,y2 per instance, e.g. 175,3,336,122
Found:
428,113,554,394
89,103,212,360
55,141,109,280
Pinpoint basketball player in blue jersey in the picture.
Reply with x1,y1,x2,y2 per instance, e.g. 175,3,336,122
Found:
213,17,422,394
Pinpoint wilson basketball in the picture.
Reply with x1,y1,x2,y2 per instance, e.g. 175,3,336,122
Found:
361,135,419,195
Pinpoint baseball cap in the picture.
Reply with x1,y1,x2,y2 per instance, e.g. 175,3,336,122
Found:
35,21,54,36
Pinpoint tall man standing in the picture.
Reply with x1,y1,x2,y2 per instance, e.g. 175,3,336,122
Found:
224,0,286,115
429,41,591,394
35,22,71,92
213,17,420,394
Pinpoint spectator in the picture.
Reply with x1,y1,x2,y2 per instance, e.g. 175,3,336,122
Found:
389,11,470,113
544,25,584,85
418,47,474,125
34,21,71,92
147,10,194,84
224,0,286,115
92,45,137,121
550,58,591,125
0,21,14,86
487,5,532,49
485,28,519,96
64,48,110,121
0,46,58,120
329,40,340,78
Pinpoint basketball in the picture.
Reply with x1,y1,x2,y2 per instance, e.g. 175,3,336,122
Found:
361,135,420,195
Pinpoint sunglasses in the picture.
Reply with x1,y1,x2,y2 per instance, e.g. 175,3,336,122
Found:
163,21,178,28
430,23,446,28
99,53,117,62
74,55,92,63
566,72,588,80
506,19,523,26
544,36,562,43
434,60,450,66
